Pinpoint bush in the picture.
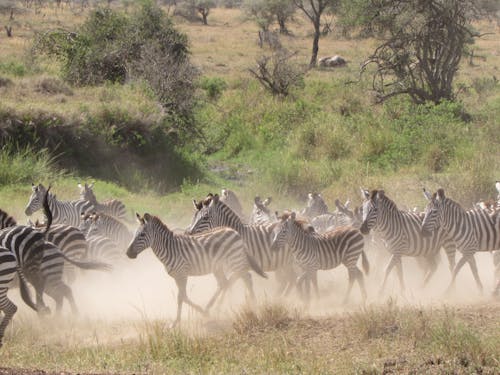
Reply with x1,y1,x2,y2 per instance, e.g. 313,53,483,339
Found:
200,77,227,100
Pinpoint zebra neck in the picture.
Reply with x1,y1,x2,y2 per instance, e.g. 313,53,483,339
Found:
149,221,175,259
377,206,406,236
289,224,309,254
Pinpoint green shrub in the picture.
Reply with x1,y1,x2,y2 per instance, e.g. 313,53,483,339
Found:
200,76,227,100
0,61,27,77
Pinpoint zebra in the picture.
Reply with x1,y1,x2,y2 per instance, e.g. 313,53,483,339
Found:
0,246,38,347
127,213,267,327
0,209,16,229
78,182,128,221
271,211,369,304
360,189,457,295
81,212,132,249
249,196,275,225
493,250,500,298
309,199,360,234
187,194,297,295
25,183,93,227
27,220,89,284
302,192,329,219
220,188,245,220
86,234,122,264
421,188,500,293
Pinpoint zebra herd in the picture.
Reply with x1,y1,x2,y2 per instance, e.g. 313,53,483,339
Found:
0,181,499,347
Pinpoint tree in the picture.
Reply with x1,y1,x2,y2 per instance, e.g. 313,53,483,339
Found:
176,0,215,25
358,0,494,104
243,0,295,34
293,0,339,67
248,49,305,97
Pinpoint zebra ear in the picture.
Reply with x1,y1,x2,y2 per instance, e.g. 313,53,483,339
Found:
423,188,432,201
135,212,143,223
377,190,385,199
291,211,296,220
89,182,95,189
360,187,370,200
254,196,262,205
437,188,445,200
193,199,202,210
212,194,220,204
143,213,152,223
263,197,272,206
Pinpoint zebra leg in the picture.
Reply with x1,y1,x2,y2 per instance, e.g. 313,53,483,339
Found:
355,267,368,303
394,257,405,294
0,289,17,348
422,256,439,287
172,276,205,328
311,271,320,300
466,255,484,293
445,254,470,294
28,272,50,316
46,283,78,315
205,271,228,313
379,255,400,296
240,272,256,302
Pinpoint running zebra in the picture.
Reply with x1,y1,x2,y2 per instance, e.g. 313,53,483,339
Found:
360,189,456,294
127,213,267,327
302,192,329,219
421,188,500,293
81,212,131,249
220,188,245,220
25,183,93,227
310,199,360,233
187,194,296,295
28,220,89,284
271,211,369,304
0,246,37,347
78,182,127,221
250,196,275,225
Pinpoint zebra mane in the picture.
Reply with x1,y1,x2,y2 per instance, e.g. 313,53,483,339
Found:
279,211,314,233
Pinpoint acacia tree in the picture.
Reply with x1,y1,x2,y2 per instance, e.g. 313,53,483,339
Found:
293,0,339,67
358,0,493,104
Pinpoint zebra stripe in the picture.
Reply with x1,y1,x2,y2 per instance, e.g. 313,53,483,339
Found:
78,183,127,221
271,211,368,303
220,188,245,220
360,189,456,294
421,188,500,293
302,192,329,219
0,209,16,229
249,196,275,225
86,234,123,264
127,213,266,327
0,246,37,347
187,194,296,293
81,212,131,249
25,183,93,227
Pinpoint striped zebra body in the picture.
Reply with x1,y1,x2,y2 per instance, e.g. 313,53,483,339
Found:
271,212,368,303
220,188,245,220
311,212,353,234
188,194,296,292
360,190,456,294
86,234,122,264
421,188,500,293
81,212,131,249
127,213,266,327
25,183,93,227
0,246,37,347
493,250,500,297
79,183,127,221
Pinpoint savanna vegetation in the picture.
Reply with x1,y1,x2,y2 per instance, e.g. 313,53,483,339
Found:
0,0,499,373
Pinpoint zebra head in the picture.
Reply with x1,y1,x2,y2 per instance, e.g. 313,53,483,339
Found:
186,194,214,234
127,213,153,259
421,189,446,237
360,190,382,235
270,211,292,252
302,192,328,218
79,212,95,236
25,183,48,216
78,182,96,202
250,196,274,225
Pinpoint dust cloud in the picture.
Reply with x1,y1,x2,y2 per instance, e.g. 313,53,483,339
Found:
7,215,499,344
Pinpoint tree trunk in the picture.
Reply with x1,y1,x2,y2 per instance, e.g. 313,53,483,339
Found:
310,21,321,68
5,26,12,38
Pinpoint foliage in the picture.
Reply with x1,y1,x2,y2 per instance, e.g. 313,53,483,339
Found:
33,1,197,133
248,49,305,97
200,76,227,100
358,0,490,104
243,0,295,33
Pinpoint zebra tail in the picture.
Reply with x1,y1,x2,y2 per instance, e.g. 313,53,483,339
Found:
43,185,53,236
246,253,268,279
17,268,38,312
361,250,370,276
61,253,112,272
